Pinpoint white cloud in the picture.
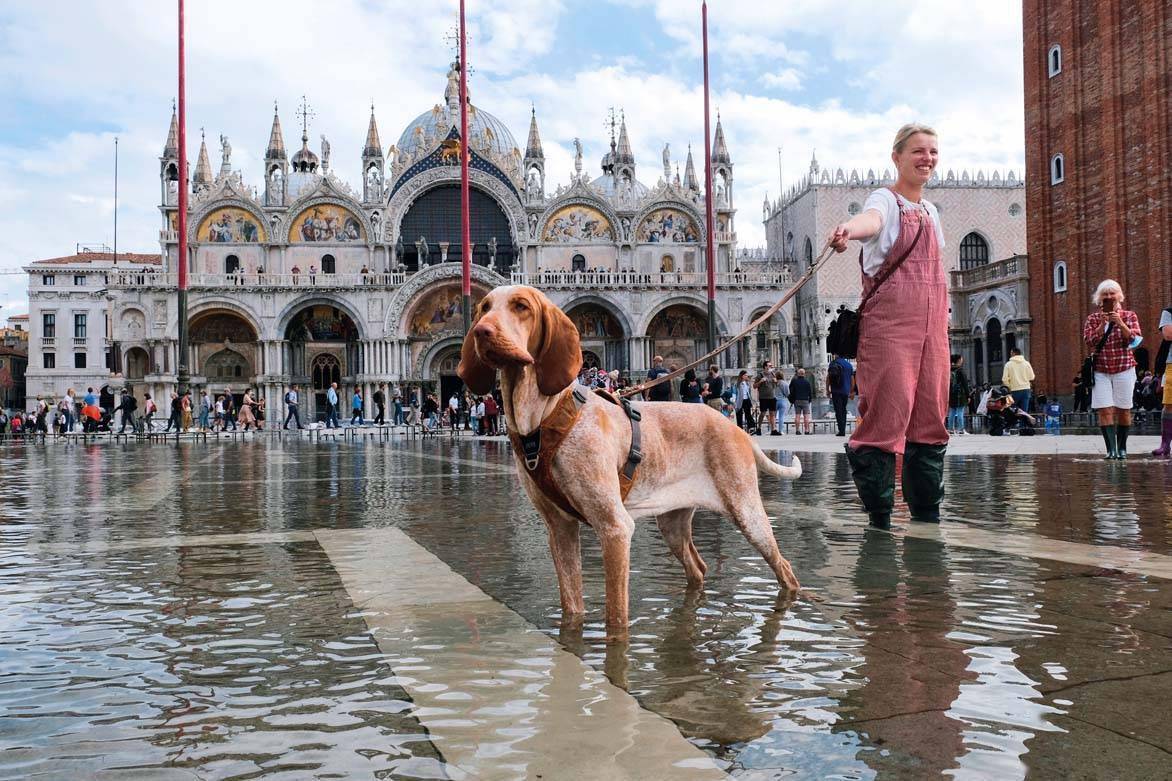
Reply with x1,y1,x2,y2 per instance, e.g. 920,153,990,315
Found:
0,1,1025,315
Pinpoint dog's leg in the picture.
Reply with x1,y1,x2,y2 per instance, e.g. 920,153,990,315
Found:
545,513,585,621
725,494,801,592
655,508,707,588
593,512,635,639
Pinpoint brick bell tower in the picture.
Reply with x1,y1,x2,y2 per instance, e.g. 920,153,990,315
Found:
1023,0,1172,399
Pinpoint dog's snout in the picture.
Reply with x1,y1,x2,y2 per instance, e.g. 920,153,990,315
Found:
473,321,494,339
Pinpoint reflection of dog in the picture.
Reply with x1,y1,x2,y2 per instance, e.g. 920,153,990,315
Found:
439,138,462,164
459,285,802,638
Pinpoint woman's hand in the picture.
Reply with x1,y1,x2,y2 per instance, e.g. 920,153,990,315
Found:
829,224,851,253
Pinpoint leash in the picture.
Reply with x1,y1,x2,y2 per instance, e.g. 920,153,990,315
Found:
620,242,836,399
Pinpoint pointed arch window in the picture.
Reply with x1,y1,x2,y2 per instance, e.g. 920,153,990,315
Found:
1048,45,1062,77
959,233,990,269
1051,154,1065,184
1053,260,1068,293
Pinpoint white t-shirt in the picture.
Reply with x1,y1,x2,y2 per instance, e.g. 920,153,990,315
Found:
860,189,945,276
1160,309,1172,330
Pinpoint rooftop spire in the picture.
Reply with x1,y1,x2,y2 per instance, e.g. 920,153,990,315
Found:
364,105,382,157
163,101,179,156
712,111,730,164
193,129,213,184
615,111,634,165
525,106,544,159
684,144,698,191
265,102,287,161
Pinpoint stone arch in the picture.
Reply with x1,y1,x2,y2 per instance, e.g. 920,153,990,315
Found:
204,347,251,381
124,346,151,380
116,305,148,342
637,295,728,337
631,200,705,244
417,336,465,380
187,298,264,340
387,167,526,250
561,294,633,338
188,198,269,244
538,195,621,245
286,199,369,244
277,296,367,342
564,296,630,374
401,280,492,340
189,308,260,343
383,263,506,336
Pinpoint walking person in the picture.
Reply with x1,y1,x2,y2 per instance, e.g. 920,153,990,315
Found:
238,389,257,431
180,391,193,432
213,395,224,432
351,386,364,426
947,354,972,435
828,123,950,528
142,393,157,432
392,383,404,424
115,388,138,433
1083,279,1142,459
325,382,340,428
646,355,672,401
702,365,724,411
754,361,781,434
1002,348,1036,420
223,389,237,431
734,370,755,432
827,354,855,437
164,391,181,433
789,368,813,434
373,383,386,426
1151,303,1172,457
283,385,303,430
199,389,212,430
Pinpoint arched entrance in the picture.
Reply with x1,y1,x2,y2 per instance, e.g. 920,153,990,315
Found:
430,347,465,407
566,302,627,374
284,304,360,420
189,310,259,386
749,309,789,368
398,184,515,273
647,304,707,370
125,347,150,380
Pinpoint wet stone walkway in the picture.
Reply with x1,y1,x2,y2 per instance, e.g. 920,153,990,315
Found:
0,438,1168,779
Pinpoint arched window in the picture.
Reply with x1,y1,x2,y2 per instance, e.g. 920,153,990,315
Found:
1051,154,1065,184
224,254,240,275
959,232,990,269
1053,260,1068,292
660,254,675,272
571,254,586,272
803,237,813,268
1048,45,1062,77
987,319,1003,365
321,254,336,274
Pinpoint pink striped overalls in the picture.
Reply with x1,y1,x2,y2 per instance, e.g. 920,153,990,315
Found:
850,196,950,454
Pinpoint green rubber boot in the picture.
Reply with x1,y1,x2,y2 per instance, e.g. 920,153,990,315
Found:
1100,425,1118,459
1115,424,1129,459
845,445,896,529
903,442,947,523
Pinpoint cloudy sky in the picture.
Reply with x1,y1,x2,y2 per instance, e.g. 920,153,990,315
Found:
0,0,1025,315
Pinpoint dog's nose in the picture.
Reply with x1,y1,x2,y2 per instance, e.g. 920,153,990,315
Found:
473,322,494,339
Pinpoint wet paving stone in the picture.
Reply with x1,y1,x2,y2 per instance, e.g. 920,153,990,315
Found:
0,439,1169,779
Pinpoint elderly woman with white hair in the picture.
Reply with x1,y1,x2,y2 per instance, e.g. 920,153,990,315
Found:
1082,279,1142,458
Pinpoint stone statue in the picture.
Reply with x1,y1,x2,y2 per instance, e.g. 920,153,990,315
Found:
387,144,398,167
573,138,583,178
371,212,383,242
662,143,671,179
418,235,430,264
529,213,539,238
320,134,331,171
219,134,232,173
489,236,497,260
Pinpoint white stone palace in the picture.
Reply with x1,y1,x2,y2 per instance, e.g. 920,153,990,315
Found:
25,62,803,418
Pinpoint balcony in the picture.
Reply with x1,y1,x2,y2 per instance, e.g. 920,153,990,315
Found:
108,271,408,290
510,270,794,290
951,255,1028,291
42,337,55,346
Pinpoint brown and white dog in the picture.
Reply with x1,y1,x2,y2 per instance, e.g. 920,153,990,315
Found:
459,285,802,636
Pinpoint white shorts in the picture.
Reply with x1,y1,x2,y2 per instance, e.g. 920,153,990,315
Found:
1091,367,1135,410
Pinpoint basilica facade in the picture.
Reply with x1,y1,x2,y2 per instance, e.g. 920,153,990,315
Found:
60,61,804,420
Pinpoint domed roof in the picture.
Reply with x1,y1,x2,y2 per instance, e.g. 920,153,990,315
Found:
396,62,520,164
591,173,650,201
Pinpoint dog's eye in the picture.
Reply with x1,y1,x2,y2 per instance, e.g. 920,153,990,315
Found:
511,300,529,312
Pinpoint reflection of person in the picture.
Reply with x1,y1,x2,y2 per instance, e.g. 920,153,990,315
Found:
829,124,948,529
1082,279,1142,458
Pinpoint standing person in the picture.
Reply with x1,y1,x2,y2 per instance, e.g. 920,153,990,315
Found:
142,393,157,432
947,354,972,435
702,365,724,411
373,383,386,426
734,370,754,432
680,368,703,403
448,391,461,431
469,395,481,435
1151,304,1172,457
199,389,212,430
827,354,855,437
828,123,949,528
789,368,813,434
351,386,364,426
180,391,193,432
1072,374,1090,413
325,382,340,428
646,355,672,401
483,392,499,435
754,361,780,435
238,389,257,431
1082,279,1142,459
392,383,404,424
775,369,791,434
164,391,181,433
223,388,237,431
256,396,266,430
1002,348,1036,417
283,385,303,430
422,392,439,429
62,388,76,433
213,395,224,432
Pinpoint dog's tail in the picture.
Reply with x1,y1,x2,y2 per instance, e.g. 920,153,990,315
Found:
752,444,802,480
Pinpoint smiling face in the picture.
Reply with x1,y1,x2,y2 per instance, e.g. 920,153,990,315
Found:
892,132,939,187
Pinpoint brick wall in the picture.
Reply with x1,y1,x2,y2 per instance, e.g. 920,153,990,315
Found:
1025,0,1172,394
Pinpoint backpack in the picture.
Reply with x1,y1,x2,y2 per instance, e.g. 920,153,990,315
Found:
285,391,294,404
828,362,843,385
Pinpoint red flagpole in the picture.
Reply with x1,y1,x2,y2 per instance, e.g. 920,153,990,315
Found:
176,0,190,394
459,0,472,334
702,1,717,353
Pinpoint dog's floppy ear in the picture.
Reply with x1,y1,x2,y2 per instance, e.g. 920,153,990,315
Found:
533,290,582,396
458,308,497,394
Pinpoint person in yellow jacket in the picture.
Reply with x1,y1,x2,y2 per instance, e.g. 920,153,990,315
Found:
1002,348,1036,415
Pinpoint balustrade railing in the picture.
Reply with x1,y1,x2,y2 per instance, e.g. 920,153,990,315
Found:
511,270,793,289
108,271,407,289
951,256,1026,289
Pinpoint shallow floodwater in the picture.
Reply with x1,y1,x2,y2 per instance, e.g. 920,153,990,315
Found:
0,438,1168,779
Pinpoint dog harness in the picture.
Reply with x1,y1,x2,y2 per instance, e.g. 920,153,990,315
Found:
507,383,643,521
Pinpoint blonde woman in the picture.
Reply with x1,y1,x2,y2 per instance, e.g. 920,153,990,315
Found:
238,389,257,431
828,123,949,528
1082,280,1141,458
